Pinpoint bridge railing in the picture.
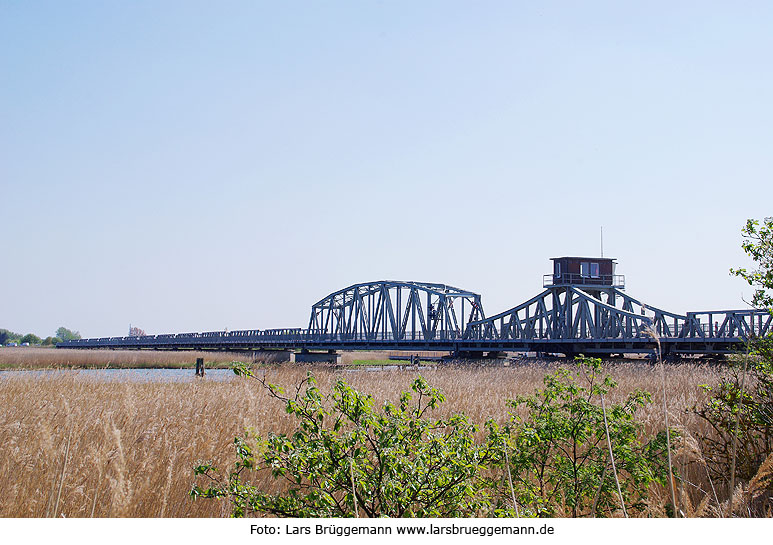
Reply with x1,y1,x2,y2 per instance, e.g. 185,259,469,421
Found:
683,310,772,339
59,328,474,348
462,309,772,342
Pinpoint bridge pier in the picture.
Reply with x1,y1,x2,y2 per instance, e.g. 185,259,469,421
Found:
291,349,341,364
662,352,682,363
484,351,507,359
452,350,484,359
452,350,507,360
251,349,294,363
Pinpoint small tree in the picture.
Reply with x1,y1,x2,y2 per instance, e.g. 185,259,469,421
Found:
20,333,41,345
695,217,773,514
696,354,773,484
502,356,671,517
192,365,496,517
0,329,21,345
730,217,773,310
55,327,81,341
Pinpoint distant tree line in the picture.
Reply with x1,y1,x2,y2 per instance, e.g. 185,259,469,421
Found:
0,327,81,346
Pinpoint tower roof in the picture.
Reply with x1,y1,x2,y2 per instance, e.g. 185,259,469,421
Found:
550,256,616,261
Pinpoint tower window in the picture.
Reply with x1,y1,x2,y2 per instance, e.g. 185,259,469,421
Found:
590,262,599,278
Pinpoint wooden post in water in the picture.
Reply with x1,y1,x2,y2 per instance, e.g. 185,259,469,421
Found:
195,357,205,377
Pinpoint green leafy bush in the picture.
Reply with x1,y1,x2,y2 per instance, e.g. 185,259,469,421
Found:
20,333,41,345
696,349,773,487
55,327,81,341
500,356,671,517
192,358,673,518
0,329,21,345
730,217,773,310
192,364,496,517
695,217,773,513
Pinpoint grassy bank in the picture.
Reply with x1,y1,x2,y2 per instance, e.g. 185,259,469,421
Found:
0,361,728,517
349,359,400,366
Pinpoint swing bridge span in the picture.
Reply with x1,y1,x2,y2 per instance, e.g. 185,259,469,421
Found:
58,258,772,358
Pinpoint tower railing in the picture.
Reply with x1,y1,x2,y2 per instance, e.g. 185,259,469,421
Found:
543,273,625,288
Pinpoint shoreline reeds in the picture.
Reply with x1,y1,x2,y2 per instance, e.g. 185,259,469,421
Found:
0,358,725,517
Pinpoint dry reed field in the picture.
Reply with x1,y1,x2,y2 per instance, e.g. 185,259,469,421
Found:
0,347,277,369
0,357,731,518
0,347,443,370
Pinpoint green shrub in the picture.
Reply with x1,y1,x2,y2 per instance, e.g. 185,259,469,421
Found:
20,333,41,345
500,356,672,517
192,364,496,517
694,217,773,514
191,358,673,518
696,347,773,486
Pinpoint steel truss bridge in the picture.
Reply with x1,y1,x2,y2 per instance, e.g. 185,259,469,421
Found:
59,271,772,358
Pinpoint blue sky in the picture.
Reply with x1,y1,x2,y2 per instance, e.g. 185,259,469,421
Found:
2,1,772,338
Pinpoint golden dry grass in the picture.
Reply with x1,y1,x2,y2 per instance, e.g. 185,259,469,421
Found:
337,350,448,364
0,355,729,518
0,347,444,369
0,347,278,369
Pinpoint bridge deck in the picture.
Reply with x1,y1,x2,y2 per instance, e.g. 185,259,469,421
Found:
58,331,753,355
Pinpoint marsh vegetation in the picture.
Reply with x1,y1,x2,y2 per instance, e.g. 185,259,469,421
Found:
4,357,768,517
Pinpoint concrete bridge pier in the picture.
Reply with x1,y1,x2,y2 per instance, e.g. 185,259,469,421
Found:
452,350,507,359
452,350,484,359
290,349,341,364
484,351,507,359
250,349,295,363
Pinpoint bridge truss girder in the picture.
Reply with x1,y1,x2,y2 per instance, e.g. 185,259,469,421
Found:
58,280,771,356
308,281,485,342
464,286,772,347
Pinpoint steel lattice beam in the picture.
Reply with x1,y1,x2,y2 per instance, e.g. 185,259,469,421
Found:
464,285,771,346
308,280,485,342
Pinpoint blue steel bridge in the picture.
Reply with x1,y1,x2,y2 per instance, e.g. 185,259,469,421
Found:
58,257,772,358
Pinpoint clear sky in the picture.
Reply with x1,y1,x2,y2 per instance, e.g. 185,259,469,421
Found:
2,1,772,338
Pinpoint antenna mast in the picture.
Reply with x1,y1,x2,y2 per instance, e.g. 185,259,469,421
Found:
600,226,604,257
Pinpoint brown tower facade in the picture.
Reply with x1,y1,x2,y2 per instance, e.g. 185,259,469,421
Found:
545,256,624,288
